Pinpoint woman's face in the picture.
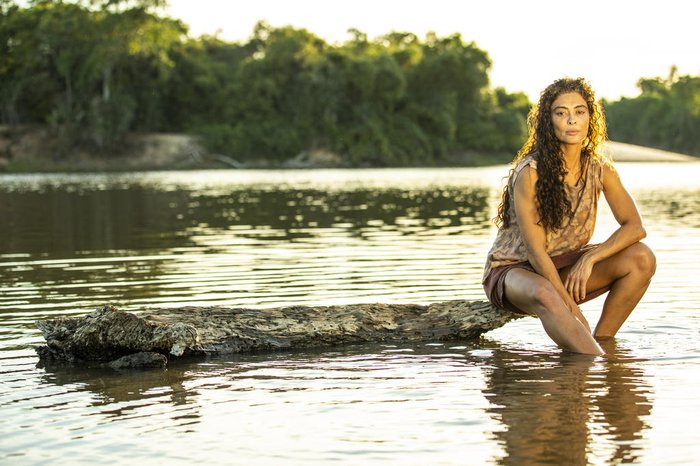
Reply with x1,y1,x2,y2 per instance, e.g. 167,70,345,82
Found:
550,92,590,147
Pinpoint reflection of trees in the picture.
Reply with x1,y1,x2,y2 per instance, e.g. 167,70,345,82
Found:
207,186,493,241
481,340,652,466
0,186,181,302
0,181,492,305
0,184,492,254
0,187,196,255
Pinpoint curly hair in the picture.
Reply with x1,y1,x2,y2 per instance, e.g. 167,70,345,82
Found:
496,77,608,231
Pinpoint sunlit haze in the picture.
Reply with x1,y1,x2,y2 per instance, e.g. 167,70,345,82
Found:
165,0,699,101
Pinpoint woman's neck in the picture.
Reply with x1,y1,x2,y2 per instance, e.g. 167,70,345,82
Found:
561,143,583,169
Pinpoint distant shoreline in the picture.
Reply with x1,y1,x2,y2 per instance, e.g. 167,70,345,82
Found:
0,126,696,173
603,141,697,163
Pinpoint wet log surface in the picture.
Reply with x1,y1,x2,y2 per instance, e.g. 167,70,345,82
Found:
35,301,521,367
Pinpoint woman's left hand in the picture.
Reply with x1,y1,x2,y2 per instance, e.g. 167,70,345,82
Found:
565,254,594,303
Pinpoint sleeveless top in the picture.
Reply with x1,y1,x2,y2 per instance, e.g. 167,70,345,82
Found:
483,153,605,282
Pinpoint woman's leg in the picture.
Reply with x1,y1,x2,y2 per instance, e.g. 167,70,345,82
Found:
504,268,603,355
566,242,656,340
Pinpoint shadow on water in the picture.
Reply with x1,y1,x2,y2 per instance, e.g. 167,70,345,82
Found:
480,339,653,465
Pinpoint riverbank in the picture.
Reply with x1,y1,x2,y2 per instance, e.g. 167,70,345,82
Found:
0,126,514,171
0,126,696,172
0,126,213,172
602,141,698,162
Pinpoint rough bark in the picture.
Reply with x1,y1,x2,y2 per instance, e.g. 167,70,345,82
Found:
35,300,520,366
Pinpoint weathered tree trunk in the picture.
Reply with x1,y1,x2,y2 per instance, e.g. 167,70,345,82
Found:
35,300,520,367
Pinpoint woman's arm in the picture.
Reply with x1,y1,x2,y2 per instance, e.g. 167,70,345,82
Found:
513,165,592,330
564,163,647,301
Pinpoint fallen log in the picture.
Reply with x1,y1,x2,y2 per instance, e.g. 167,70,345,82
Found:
35,300,521,367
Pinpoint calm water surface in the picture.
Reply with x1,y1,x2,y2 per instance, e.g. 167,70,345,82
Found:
1,163,699,465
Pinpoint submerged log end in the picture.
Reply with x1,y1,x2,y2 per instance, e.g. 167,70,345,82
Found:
107,352,168,370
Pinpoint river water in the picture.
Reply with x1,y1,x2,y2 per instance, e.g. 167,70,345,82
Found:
1,163,699,465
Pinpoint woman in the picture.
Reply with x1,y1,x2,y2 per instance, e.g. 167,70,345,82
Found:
483,77,656,355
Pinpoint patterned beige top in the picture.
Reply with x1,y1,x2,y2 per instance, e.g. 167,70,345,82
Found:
483,153,605,282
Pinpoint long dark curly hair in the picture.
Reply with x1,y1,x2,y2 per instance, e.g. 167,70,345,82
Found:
496,77,608,231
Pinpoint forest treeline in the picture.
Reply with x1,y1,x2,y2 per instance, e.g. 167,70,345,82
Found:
604,68,700,156
1,1,699,168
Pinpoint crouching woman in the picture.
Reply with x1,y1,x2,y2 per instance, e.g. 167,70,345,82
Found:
483,77,656,355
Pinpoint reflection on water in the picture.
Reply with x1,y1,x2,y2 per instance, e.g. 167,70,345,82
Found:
22,341,654,465
0,183,491,253
483,339,652,465
1,164,700,464
38,360,197,407
0,169,497,320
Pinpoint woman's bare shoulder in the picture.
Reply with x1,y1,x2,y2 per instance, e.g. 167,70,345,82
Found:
513,163,538,195
512,154,538,180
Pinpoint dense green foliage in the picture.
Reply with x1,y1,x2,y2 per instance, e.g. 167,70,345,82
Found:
605,70,700,156
171,26,531,165
1,1,532,165
6,2,698,165
0,0,182,153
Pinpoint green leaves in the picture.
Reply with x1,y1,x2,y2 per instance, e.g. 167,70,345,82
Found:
1,1,182,153
606,70,700,156
2,5,529,165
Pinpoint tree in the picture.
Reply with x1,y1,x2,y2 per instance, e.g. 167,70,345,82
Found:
1,0,183,153
606,68,700,156
2,5,532,165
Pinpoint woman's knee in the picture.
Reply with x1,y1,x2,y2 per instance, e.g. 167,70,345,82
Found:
504,270,567,317
630,242,656,278
530,281,566,316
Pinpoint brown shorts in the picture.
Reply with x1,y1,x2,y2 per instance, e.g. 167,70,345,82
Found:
483,247,611,315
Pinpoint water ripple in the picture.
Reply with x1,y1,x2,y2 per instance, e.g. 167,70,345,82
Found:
1,165,700,464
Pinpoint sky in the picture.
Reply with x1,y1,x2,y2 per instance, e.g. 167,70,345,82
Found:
165,0,700,102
